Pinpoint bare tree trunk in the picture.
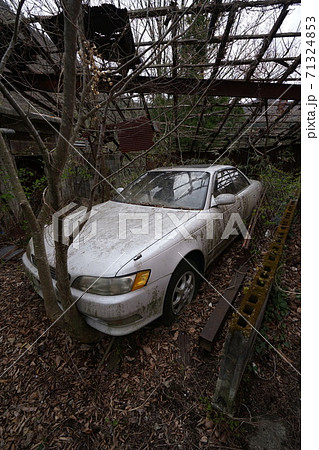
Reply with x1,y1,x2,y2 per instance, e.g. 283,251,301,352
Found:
0,133,61,321
0,0,101,343
51,0,102,342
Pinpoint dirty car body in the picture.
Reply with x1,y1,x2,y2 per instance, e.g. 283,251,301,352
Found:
23,165,262,336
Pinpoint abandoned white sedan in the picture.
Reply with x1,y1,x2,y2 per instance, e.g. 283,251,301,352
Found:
23,165,262,336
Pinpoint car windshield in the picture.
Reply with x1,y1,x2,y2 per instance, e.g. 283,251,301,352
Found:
115,171,210,210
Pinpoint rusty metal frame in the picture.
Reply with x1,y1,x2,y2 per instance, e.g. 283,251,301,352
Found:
8,73,301,100
0,0,301,156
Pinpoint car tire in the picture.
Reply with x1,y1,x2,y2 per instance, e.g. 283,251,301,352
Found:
162,259,200,326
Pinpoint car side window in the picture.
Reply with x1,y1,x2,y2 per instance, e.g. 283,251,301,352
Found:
228,169,250,194
213,170,235,196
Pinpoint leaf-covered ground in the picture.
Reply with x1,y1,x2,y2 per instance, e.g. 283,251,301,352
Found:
0,212,300,449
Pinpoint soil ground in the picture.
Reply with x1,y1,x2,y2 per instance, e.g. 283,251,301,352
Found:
0,210,301,449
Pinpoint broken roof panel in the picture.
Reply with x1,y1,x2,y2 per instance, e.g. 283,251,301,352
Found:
40,3,139,70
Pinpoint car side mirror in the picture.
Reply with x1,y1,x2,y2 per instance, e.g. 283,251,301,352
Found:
210,193,236,207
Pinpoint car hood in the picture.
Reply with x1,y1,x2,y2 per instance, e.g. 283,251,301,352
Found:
44,201,198,278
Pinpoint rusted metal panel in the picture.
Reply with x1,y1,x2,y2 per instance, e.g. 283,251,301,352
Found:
199,262,250,352
115,116,154,153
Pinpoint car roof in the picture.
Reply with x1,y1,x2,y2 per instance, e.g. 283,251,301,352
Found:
150,164,234,174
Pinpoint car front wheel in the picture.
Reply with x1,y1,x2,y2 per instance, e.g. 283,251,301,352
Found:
162,259,200,325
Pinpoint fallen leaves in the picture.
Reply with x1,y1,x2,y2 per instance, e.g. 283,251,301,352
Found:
0,217,301,449
142,345,152,356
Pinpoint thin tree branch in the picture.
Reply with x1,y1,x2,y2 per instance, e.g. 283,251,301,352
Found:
0,0,26,75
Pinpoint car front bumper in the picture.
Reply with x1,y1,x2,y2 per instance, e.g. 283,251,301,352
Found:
22,252,168,336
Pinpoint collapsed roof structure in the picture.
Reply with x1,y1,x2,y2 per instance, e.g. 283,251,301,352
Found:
0,0,301,162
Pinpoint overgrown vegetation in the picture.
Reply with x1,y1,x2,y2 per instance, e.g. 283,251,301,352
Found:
199,396,243,438
255,287,291,356
251,167,300,357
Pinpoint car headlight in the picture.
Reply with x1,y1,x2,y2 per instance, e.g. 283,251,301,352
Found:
72,270,150,296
